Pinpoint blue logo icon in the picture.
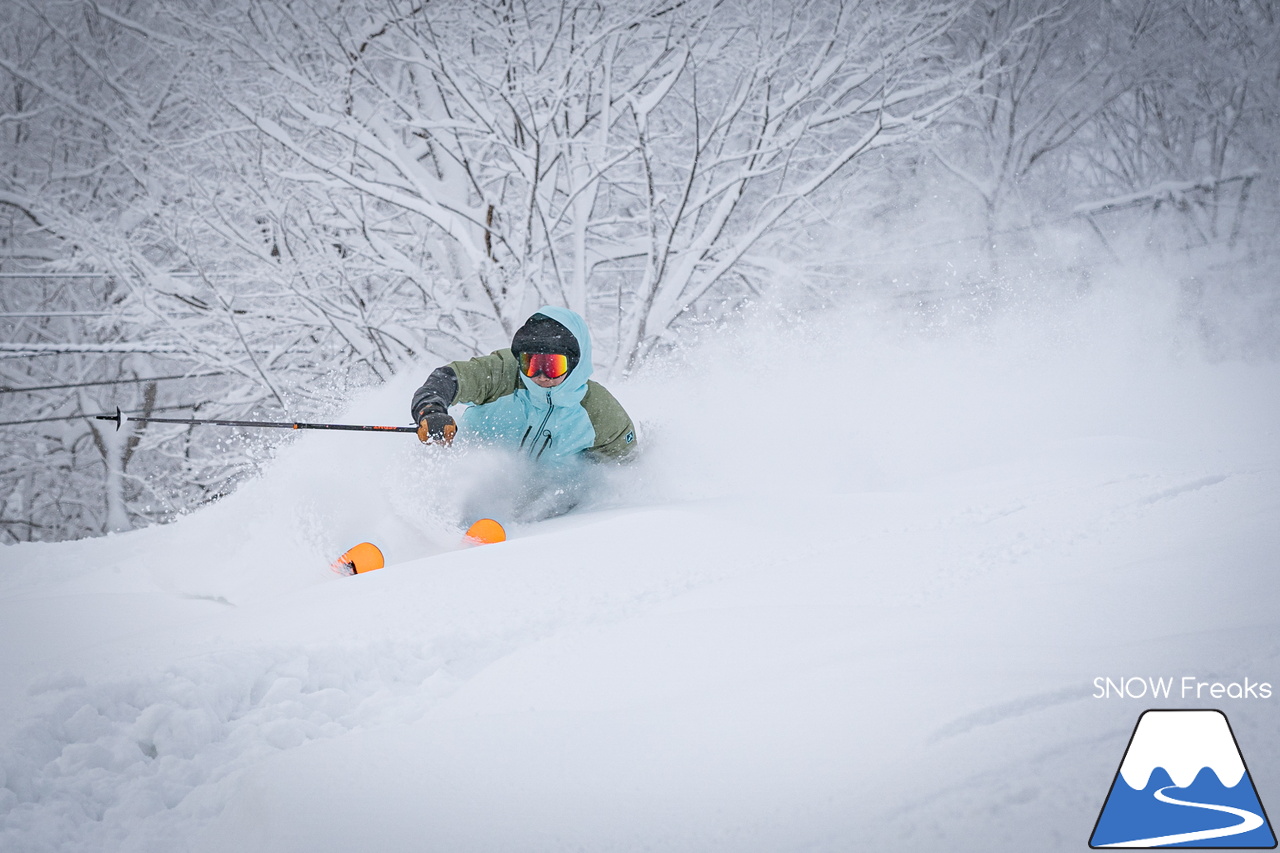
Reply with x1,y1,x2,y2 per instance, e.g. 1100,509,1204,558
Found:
1091,709,1276,848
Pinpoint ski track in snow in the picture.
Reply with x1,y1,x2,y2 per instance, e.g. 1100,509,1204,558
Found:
1134,474,1230,507
927,686,1084,742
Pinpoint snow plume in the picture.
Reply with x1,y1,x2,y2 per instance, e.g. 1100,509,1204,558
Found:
625,261,1279,509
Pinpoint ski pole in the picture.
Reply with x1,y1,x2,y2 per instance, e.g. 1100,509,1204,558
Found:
95,406,418,433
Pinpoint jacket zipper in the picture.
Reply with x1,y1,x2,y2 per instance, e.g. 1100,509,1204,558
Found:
522,393,554,456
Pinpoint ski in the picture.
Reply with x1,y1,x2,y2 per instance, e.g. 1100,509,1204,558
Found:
331,542,385,576
463,518,506,546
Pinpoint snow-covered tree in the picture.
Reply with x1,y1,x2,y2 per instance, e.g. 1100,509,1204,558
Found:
929,0,1136,267
1073,0,1279,252
175,0,974,369
0,0,201,540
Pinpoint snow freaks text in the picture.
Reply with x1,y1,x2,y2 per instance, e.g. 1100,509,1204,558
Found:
1093,676,1274,700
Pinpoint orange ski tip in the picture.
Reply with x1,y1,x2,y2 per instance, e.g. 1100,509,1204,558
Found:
463,518,506,546
331,541,385,575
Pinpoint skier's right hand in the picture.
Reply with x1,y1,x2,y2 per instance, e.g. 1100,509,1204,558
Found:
417,412,456,445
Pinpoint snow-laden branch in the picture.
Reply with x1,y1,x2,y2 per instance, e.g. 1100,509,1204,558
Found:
0,343,193,354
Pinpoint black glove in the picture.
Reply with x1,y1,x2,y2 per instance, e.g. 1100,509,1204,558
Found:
417,409,456,444
411,366,460,444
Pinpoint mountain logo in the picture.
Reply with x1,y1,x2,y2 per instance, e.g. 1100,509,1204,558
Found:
1090,709,1276,848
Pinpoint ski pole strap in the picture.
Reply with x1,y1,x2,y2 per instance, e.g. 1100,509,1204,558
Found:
95,407,418,433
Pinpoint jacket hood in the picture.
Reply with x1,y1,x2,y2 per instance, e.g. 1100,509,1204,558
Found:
516,305,592,404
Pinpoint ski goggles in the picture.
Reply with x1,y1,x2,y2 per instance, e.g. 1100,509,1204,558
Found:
519,351,571,379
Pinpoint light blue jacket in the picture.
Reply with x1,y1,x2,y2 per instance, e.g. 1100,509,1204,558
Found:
450,306,636,463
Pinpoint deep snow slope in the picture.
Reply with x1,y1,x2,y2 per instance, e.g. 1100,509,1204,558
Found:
2,283,1279,852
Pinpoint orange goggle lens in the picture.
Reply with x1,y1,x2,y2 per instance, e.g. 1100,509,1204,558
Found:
519,352,570,379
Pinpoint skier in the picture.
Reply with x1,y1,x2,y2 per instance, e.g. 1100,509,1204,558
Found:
410,307,637,520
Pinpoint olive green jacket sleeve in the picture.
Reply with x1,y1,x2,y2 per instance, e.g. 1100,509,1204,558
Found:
447,349,521,405
581,380,638,461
